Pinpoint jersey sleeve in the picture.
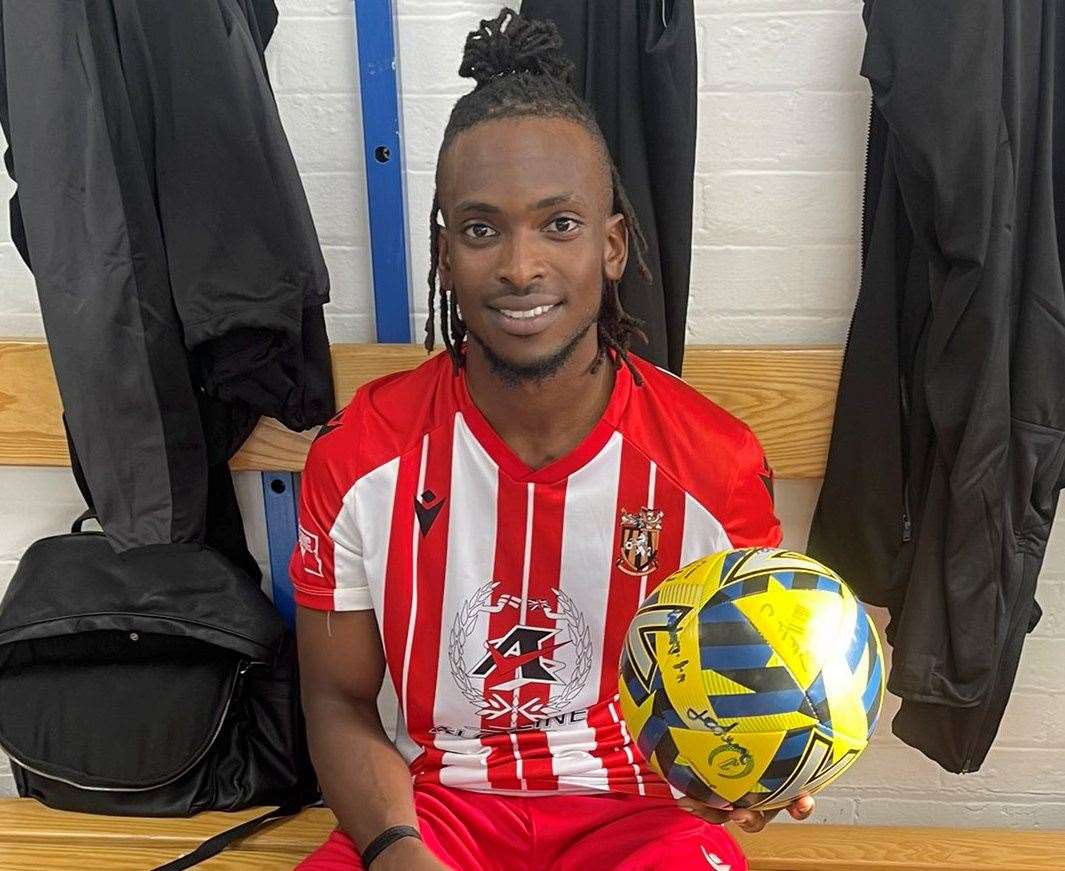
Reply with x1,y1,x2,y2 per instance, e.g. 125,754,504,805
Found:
289,411,372,612
724,427,783,548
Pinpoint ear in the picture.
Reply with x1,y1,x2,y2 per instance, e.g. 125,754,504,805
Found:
603,212,628,283
436,218,452,290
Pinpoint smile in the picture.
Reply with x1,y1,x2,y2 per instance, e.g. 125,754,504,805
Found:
498,304,558,320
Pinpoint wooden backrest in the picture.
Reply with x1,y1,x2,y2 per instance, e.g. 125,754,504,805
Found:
0,341,842,478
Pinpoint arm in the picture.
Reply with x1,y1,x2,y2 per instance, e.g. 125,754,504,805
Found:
297,606,448,870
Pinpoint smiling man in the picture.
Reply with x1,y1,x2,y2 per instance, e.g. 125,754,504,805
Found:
291,9,812,871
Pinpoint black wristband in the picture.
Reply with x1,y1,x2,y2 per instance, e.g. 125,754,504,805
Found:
361,825,422,868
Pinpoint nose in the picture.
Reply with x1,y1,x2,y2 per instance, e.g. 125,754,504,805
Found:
496,228,546,290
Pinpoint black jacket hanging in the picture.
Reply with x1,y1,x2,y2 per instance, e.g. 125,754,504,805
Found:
520,0,697,374
0,0,335,552
808,0,1065,773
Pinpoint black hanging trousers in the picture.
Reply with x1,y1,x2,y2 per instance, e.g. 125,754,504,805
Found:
520,0,697,374
0,0,334,554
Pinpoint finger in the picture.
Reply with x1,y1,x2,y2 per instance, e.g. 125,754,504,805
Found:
788,795,815,820
678,798,732,825
728,809,770,833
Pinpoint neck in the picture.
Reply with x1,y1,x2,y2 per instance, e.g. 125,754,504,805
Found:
463,333,616,471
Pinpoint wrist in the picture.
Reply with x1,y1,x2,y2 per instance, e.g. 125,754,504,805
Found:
370,835,428,869
362,825,422,868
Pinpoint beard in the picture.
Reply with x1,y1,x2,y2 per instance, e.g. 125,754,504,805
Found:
467,309,599,388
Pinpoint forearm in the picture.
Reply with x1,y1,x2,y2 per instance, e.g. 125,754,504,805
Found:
305,696,418,850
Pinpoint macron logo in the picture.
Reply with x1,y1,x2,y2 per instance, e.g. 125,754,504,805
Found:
701,846,731,871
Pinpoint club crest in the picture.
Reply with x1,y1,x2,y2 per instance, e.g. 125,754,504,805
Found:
617,507,664,577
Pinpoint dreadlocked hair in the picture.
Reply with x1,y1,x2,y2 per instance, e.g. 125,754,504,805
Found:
425,6,651,385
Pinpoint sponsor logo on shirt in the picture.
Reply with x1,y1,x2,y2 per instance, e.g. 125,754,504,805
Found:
448,582,592,725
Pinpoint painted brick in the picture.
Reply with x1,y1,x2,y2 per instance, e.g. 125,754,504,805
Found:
0,312,44,336
688,244,859,311
0,244,37,313
1012,638,1063,694
273,17,358,94
402,95,454,172
996,693,1065,748
683,311,852,344
275,94,362,172
777,795,856,825
854,797,1065,829
937,748,1065,796
320,245,374,314
701,11,866,92
0,469,86,563
397,13,483,95
836,745,943,793
301,173,370,246
277,0,352,16
324,311,375,342
697,91,870,172
700,171,861,246
1034,581,1065,638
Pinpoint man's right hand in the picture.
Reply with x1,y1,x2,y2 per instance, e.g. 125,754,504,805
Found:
373,836,451,871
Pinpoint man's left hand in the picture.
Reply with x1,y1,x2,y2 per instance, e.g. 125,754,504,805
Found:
678,795,815,833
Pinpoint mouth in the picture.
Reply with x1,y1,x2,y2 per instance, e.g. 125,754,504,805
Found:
487,299,563,337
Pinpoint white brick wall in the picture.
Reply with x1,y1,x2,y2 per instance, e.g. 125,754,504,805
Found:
0,0,1062,830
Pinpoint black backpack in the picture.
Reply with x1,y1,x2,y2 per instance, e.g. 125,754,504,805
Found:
0,518,320,867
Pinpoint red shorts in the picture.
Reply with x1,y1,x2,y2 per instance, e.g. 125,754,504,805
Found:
295,782,746,871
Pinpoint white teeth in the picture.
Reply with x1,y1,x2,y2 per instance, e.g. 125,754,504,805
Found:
499,304,555,320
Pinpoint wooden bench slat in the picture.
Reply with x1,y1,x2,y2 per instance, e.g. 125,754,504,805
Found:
733,824,1065,871
0,341,840,478
0,843,311,870
2,800,1063,870
0,800,334,851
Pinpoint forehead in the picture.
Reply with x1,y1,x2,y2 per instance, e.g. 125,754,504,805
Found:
437,115,612,215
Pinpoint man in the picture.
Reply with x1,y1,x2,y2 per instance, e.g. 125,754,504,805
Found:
292,10,812,870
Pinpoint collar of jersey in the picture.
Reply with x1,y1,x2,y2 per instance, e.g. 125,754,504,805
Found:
455,359,633,485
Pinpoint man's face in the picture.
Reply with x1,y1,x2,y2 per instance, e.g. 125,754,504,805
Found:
436,115,628,382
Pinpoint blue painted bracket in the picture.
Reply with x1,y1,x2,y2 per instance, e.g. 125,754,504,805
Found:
354,0,413,344
261,1,411,628
262,472,299,629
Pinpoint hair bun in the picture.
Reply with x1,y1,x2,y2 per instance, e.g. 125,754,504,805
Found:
458,7,575,90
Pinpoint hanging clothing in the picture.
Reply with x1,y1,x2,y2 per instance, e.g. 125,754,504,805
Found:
0,0,334,553
520,0,697,374
808,0,1065,773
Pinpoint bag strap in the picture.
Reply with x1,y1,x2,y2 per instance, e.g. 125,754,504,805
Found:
70,508,97,534
150,797,318,871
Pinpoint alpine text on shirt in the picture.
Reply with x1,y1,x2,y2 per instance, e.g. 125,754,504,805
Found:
291,351,781,796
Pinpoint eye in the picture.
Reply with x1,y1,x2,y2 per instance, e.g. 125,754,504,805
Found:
462,223,498,240
547,216,583,234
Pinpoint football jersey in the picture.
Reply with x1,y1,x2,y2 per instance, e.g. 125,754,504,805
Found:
291,351,781,797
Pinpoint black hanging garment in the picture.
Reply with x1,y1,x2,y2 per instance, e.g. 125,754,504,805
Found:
808,0,1065,773
0,0,335,554
520,0,697,374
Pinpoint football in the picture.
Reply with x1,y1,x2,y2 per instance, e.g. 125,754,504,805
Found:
619,547,884,810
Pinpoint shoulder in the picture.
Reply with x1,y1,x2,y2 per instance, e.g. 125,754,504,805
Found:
305,351,459,485
623,356,761,463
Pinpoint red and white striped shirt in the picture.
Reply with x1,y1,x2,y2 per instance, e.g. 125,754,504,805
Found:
291,351,780,797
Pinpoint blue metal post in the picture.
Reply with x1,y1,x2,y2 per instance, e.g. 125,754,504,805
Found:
262,472,299,628
354,0,413,343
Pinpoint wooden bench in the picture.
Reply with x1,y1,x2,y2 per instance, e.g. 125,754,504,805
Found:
1,799,1064,870
2,339,1063,869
